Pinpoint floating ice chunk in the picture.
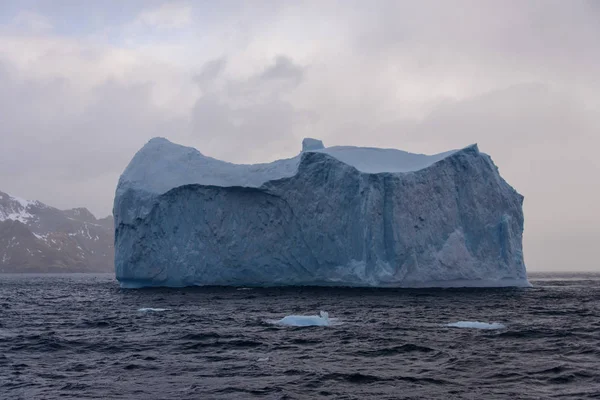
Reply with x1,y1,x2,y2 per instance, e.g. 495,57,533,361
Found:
446,321,505,330
271,311,331,327
138,308,170,312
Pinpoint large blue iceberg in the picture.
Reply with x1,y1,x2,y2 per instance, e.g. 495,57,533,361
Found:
114,138,529,288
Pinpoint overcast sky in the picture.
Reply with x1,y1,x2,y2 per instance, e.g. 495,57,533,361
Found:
1,0,598,271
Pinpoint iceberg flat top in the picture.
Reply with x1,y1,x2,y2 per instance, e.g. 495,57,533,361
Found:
118,137,460,196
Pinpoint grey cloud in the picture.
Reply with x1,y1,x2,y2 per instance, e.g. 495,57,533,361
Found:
191,95,310,160
223,55,305,104
350,0,600,89
259,55,303,84
189,56,312,161
194,57,227,90
0,62,190,217
407,84,590,148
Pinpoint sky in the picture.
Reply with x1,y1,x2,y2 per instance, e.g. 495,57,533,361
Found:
0,0,599,272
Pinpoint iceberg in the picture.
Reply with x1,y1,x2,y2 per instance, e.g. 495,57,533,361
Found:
113,137,529,288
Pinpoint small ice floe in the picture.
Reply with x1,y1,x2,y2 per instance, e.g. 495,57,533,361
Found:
137,308,170,312
446,321,505,330
269,311,332,327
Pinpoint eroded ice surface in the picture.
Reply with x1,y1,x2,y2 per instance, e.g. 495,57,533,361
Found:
114,138,529,288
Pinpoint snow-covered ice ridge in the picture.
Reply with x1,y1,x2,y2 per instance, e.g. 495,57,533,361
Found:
114,137,529,288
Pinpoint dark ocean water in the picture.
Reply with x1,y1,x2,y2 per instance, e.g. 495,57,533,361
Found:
1,273,600,400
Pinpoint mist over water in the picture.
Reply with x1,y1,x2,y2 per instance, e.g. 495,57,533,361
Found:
1,273,599,399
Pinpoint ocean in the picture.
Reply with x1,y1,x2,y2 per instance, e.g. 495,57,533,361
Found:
1,273,599,399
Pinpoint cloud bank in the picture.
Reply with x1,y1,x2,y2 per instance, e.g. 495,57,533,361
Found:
0,0,598,271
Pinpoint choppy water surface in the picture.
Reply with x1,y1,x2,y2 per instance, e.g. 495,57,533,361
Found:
1,273,599,399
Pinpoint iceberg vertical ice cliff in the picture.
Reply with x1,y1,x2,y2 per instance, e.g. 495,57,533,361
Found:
114,138,529,288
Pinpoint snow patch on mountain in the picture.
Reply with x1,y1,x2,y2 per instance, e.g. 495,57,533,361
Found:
0,190,114,272
0,194,36,224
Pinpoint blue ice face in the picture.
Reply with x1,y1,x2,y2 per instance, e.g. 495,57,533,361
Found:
114,138,528,288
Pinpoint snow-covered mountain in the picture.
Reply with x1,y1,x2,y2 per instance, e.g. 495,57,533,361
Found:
0,191,114,272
